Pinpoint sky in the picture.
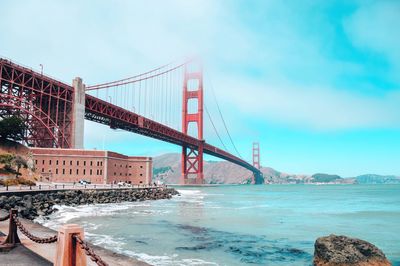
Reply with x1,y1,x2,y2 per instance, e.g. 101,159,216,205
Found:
1,0,399,177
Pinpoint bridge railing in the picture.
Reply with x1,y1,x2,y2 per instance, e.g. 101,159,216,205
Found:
0,57,72,87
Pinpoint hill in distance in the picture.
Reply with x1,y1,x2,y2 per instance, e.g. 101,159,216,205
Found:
152,153,400,185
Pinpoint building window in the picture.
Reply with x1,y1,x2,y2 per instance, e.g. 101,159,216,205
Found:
120,173,122,176
63,160,65,165
129,166,131,168
70,169,72,175
76,169,79,175
41,168,44,172
70,161,72,166
126,165,128,168
35,160,38,165
140,166,143,169
84,161,86,166
83,169,86,175
90,161,93,166
90,169,92,175
56,160,59,165
129,174,132,176
49,160,52,165
56,169,58,174
42,160,44,164
63,169,65,175
77,161,79,166
100,170,102,175
140,174,143,176
120,164,122,167
114,172,116,176
114,164,116,167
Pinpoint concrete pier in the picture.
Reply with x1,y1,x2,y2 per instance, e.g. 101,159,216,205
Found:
71,77,85,149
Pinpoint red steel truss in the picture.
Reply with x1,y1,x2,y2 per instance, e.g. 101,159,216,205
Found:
0,58,263,182
0,59,73,148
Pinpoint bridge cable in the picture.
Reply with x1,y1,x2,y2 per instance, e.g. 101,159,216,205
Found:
207,75,243,160
204,103,228,151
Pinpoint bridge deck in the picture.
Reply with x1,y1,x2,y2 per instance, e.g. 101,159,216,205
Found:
85,94,261,175
0,58,262,179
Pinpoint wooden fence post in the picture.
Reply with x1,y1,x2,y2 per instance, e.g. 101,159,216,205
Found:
55,224,87,266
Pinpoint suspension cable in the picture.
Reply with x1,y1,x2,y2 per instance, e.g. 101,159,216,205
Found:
207,75,243,159
86,62,189,90
205,103,228,151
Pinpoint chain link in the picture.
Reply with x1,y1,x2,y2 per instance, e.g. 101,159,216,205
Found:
12,214,58,243
0,209,10,221
0,214,9,222
74,235,109,266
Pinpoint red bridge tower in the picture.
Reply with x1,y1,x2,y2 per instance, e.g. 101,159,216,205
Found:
253,142,260,169
181,62,204,185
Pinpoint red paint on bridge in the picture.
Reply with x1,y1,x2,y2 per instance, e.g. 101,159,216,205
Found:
0,58,263,184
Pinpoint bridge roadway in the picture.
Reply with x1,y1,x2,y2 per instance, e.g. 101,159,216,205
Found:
0,58,263,182
85,94,263,180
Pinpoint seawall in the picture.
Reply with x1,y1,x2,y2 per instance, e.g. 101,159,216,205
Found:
0,187,179,220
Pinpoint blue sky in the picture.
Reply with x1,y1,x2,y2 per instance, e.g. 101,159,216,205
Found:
1,0,399,177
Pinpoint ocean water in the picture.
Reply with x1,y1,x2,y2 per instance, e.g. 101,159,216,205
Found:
39,185,400,265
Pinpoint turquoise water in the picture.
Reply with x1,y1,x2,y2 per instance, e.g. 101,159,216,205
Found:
41,185,400,265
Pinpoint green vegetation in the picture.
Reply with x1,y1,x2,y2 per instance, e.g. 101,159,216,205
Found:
0,153,28,178
312,173,341,183
0,116,26,141
153,166,172,175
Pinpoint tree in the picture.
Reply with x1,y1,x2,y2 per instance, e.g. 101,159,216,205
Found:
11,155,28,178
0,116,26,141
0,153,14,165
0,153,16,174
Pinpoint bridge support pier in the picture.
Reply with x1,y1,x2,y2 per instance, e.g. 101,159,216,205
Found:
72,77,85,149
181,143,204,185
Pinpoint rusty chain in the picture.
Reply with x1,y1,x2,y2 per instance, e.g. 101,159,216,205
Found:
74,235,109,266
0,214,9,221
12,214,58,243
0,209,9,221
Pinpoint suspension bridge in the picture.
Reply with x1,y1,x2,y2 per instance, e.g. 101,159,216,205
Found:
0,58,263,184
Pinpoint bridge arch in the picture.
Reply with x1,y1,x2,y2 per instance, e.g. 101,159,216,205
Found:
0,94,69,148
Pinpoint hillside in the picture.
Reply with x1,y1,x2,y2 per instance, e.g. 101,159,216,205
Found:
355,174,400,184
153,153,254,184
152,153,367,185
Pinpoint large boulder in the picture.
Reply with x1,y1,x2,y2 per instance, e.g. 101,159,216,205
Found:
314,234,391,266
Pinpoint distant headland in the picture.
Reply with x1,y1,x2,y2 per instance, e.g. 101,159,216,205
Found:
153,153,400,185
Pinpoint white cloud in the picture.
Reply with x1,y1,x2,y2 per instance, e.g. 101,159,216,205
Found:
216,76,400,130
1,0,399,135
344,1,400,81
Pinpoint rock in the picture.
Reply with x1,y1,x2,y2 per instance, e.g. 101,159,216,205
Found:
314,234,391,266
0,187,178,220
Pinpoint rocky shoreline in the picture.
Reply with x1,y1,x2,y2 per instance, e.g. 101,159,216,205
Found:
0,187,179,220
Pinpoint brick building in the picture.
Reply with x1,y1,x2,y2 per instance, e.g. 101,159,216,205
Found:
31,148,152,185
